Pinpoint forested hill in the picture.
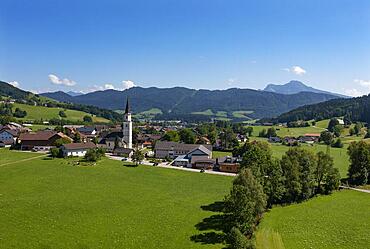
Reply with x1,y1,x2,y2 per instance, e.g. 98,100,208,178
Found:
0,81,122,123
42,87,340,119
270,94,370,123
0,81,32,99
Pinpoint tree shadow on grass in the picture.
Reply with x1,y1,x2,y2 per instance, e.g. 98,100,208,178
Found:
190,201,232,247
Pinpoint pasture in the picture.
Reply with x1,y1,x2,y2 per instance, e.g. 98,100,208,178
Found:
0,150,231,249
256,190,370,249
13,103,109,123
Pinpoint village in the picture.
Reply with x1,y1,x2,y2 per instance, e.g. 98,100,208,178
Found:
0,98,342,175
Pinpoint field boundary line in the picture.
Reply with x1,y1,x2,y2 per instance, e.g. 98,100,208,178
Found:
0,154,46,167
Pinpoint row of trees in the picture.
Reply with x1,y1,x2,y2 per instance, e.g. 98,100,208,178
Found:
0,103,27,120
225,141,340,248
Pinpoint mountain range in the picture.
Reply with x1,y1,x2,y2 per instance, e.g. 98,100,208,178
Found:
41,81,342,120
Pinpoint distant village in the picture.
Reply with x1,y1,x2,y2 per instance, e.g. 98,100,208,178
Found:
0,98,346,174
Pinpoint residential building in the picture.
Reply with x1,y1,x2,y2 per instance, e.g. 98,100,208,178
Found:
19,131,71,151
155,141,212,159
61,142,96,157
217,156,241,173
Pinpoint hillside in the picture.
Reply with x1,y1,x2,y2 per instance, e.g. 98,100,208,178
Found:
264,80,347,98
13,103,109,123
42,86,341,120
271,94,370,123
0,81,119,123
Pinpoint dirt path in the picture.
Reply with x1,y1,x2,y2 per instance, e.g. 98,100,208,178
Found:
340,186,370,194
0,154,46,167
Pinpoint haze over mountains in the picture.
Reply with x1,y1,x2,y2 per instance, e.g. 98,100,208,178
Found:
41,81,342,119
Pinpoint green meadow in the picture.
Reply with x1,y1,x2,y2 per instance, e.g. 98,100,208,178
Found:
13,103,109,123
256,190,370,249
0,149,231,249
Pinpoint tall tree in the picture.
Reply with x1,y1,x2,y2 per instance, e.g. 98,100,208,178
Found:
224,168,266,236
347,141,370,185
179,128,196,144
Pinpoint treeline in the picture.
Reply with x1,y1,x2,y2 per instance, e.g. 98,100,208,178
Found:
222,141,340,248
270,94,370,124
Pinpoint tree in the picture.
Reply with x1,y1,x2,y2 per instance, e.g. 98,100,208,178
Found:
332,125,343,137
73,132,81,143
347,141,370,185
162,130,180,142
245,127,253,137
331,138,343,148
224,168,266,236
179,128,196,144
263,159,286,207
59,110,67,118
258,129,267,138
84,148,105,162
238,141,272,182
320,131,333,145
83,115,93,123
13,108,27,118
364,127,370,139
280,148,316,202
349,127,355,136
315,151,340,194
53,137,71,147
327,118,339,132
132,149,144,166
266,127,277,138
50,148,60,158
354,122,363,136
228,227,253,249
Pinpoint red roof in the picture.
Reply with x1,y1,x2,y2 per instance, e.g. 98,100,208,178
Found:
304,133,321,137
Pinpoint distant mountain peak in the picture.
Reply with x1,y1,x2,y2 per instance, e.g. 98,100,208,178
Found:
264,80,348,98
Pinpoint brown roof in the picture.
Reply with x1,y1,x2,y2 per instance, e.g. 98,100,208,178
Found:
19,131,60,141
62,142,96,150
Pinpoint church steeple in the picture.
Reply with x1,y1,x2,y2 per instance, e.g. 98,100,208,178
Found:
125,98,130,114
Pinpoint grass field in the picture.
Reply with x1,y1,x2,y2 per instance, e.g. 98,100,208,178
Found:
256,190,370,249
212,150,232,159
13,103,109,123
0,149,232,249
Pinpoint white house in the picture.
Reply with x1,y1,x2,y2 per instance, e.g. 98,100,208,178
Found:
61,142,96,157
0,129,18,144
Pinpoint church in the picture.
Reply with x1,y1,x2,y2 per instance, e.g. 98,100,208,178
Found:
98,98,133,153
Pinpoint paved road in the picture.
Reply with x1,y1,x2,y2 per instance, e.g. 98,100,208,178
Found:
106,154,236,177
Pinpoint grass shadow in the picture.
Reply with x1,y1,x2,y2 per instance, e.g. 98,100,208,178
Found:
190,201,232,247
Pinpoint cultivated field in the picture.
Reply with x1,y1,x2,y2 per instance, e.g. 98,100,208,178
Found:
13,103,109,123
256,190,370,249
0,149,231,249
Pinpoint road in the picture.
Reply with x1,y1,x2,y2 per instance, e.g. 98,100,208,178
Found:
106,154,236,177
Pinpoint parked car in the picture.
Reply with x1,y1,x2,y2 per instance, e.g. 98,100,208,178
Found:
121,158,128,161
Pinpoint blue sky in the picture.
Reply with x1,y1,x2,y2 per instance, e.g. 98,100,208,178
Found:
1,0,370,96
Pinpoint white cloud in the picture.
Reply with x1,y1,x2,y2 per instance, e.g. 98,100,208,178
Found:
122,80,136,90
9,81,19,87
344,88,364,97
283,66,306,75
354,79,370,88
48,74,76,86
104,84,115,90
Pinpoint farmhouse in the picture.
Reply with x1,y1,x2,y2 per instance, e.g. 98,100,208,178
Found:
113,147,134,158
299,133,320,144
61,142,96,157
19,131,71,151
0,129,19,144
217,156,241,173
155,141,212,159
